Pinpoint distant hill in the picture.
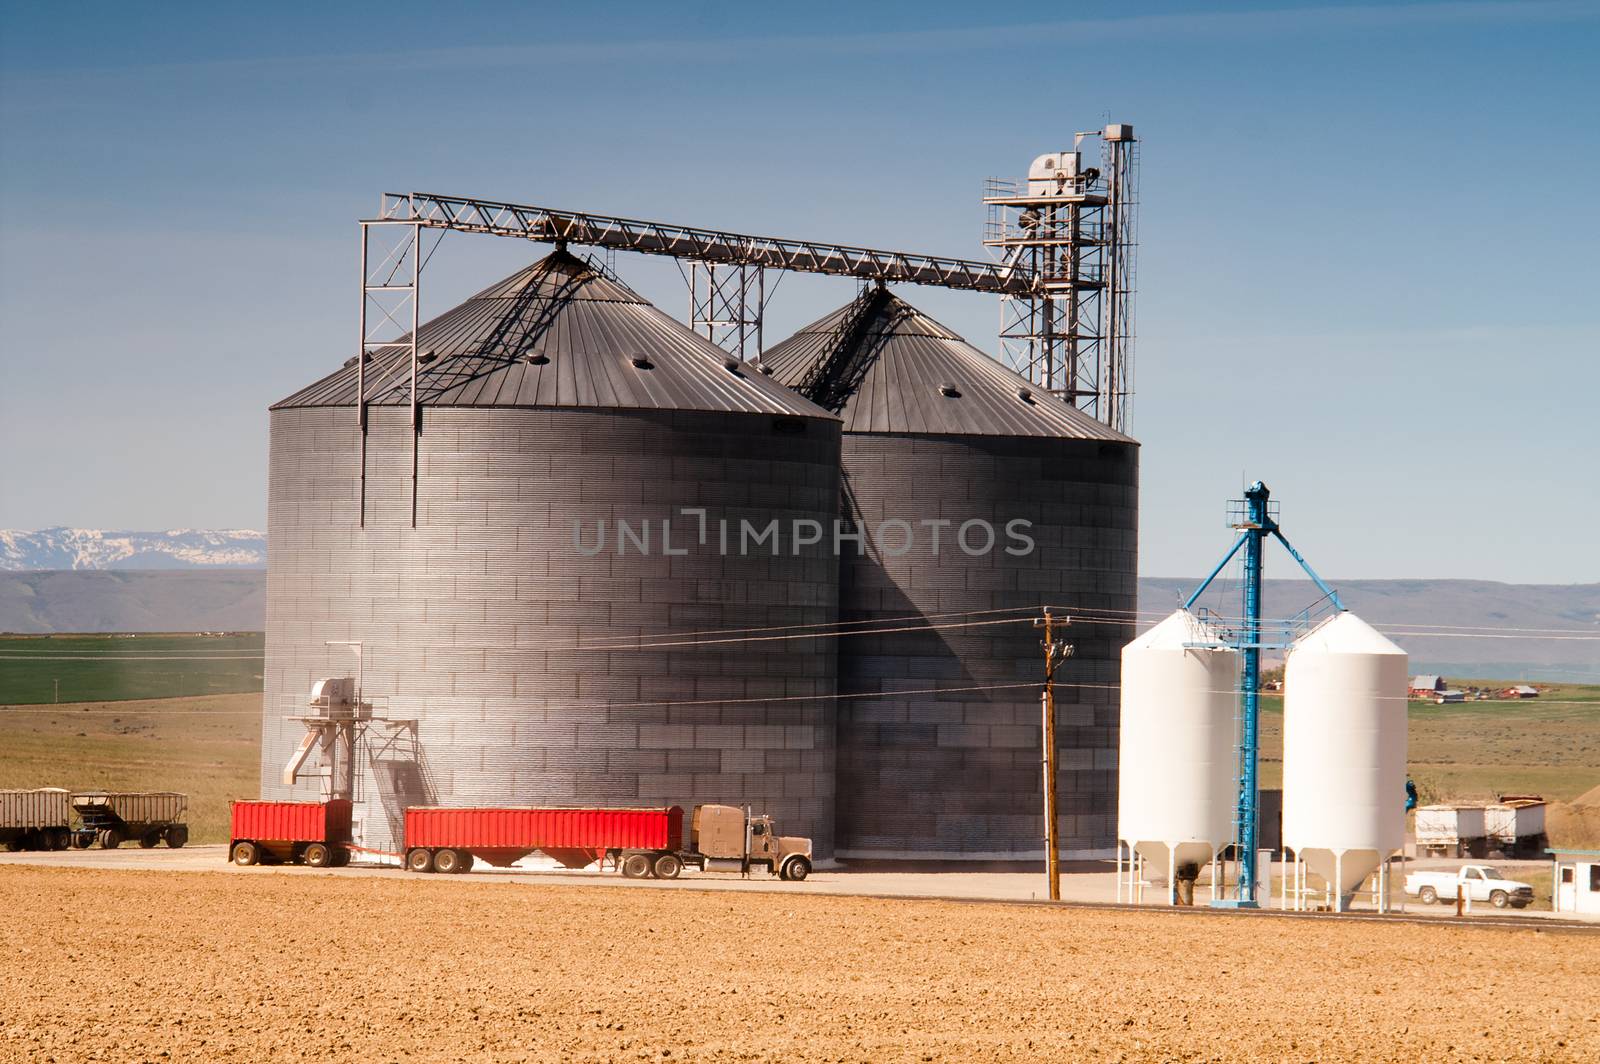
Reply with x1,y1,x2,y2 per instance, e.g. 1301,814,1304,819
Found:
1,569,1594,682
1142,577,1600,682
0,571,266,633
0,528,265,571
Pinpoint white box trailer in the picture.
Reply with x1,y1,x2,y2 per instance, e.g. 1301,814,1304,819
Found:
0,788,73,851
1414,805,1487,858
1484,800,1546,856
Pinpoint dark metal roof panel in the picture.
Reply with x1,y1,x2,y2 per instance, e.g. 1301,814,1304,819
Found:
762,292,1135,442
273,250,835,421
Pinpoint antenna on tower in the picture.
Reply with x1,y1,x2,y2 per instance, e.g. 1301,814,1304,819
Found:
983,122,1139,433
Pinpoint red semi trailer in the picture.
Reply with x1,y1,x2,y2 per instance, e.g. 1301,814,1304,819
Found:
403,803,812,880
229,799,352,868
403,805,681,875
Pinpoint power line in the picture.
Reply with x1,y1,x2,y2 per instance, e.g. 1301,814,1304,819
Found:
603,681,1041,710
576,615,1035,651
570,603,1044,645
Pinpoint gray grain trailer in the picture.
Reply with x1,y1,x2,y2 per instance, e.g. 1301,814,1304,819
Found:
71,792,188,849
1,788,73,851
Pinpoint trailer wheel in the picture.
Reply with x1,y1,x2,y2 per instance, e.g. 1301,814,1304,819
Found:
406,848,435,874
139,831,161,849
781,856,811,882
48,828,72,851
433,848,463,874
653,853,682,880
330,847,351,867
1419,886,1437,905
2,839,19,853
231,841,259,867
303,843,332,868
457,851,475,872
70,832,91,850
98,829,123,850
164,825,188,849
1490,890,1509,909
621,853,652,879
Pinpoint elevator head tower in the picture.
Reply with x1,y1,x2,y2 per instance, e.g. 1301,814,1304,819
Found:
984,123,1139,434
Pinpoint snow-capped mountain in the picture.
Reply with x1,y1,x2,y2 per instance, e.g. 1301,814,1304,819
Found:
0,528,266,570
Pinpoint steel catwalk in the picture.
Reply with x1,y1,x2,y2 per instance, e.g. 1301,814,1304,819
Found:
764,290,1138,860
263,251,842,858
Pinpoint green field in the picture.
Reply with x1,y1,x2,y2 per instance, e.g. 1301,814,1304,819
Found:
0,632,264,705
1255,681,1600,806
0,692,261,843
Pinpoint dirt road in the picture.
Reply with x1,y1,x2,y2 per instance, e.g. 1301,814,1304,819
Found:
1,866,1595,1062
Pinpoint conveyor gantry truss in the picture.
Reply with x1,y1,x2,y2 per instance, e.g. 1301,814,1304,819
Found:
357,160,1134,527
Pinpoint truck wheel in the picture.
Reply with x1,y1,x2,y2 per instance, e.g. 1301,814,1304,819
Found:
165,825,188,849
71,833,91,850
139,831,161,849
98,829,123,850
1490,890,1509,909
457,852,474,872
406,848,435,874
2,838,19,853
433,848,463,874
1418,886,1437,905
49,828,72,851
231,841,259,867
653,853,682,880
621,853,652,879
330,847,351,867
303,843,332,868
781,856,811,882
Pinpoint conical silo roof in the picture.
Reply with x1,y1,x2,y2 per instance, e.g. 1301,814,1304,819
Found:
1290,611,1407,658
274,248,833,419
761,288,1134,440
1127,608,1229,651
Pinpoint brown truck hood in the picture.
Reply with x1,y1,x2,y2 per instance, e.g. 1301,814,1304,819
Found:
777,836,811,858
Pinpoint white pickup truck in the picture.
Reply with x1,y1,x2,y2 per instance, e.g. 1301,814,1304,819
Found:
1405,864,1535,909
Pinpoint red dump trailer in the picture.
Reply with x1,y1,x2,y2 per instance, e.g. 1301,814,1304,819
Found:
403,805,684,874
229,799,352,868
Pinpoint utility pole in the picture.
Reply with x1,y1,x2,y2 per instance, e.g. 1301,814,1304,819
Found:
1036,608,1073,902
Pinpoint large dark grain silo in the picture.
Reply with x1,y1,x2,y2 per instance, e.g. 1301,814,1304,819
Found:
263,250,842,857
763,287,1138,860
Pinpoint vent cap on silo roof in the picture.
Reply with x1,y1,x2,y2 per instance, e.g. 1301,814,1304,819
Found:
760,289,1135,442
271,248,835,421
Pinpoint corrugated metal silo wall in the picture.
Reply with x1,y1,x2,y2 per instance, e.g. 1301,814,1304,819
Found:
262,405,841,858
835,433,1137,859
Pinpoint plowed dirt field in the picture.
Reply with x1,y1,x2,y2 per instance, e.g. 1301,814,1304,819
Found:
1,865,1594,1062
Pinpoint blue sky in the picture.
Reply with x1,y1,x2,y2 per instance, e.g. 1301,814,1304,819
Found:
1,1,1596,582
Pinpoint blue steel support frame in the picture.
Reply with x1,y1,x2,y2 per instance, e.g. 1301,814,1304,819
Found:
1180,481,1347,909
1182,533,1247,612
1269,530,1345,612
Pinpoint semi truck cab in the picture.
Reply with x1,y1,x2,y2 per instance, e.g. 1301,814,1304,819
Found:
749,815,811,878
691,805,812,880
